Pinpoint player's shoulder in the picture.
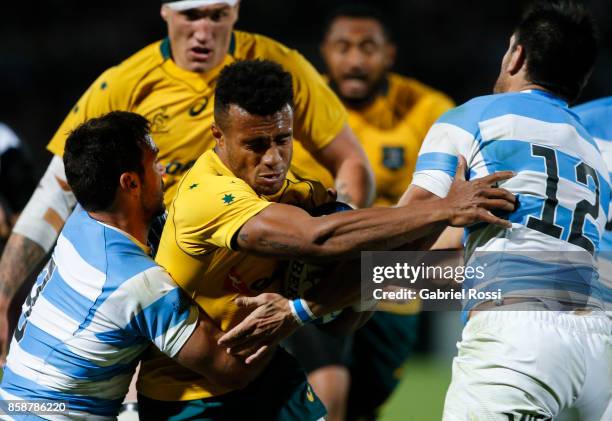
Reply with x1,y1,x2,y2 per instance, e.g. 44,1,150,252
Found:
437,92,556,133
434,93,501,134
175,151,258,210
389,74,451,103
573,96,612,116
95,40,166,89
388,74,455,120
234,30,294,58
573,96,612,141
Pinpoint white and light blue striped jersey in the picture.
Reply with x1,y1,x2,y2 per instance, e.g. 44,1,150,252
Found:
573,96,612,309
412,90,611,311
0,206,199,420
573,96,612,250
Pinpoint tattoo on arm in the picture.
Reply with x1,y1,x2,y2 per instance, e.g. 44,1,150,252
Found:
0,234,46,300
256,238,301,254
237,231,301,254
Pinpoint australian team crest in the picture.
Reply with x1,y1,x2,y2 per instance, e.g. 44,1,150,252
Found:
382,146,405,170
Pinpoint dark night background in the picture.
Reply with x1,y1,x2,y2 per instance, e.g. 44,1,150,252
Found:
1,0,611,178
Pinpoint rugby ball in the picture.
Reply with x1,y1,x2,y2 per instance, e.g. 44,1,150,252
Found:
282,201,352,324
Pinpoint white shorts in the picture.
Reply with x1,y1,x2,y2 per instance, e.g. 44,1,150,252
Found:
443,310,612,421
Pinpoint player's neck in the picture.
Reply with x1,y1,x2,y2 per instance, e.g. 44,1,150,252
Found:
88,209,150,245
505,75,554,97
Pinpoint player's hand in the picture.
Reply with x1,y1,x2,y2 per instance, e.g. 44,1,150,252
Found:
444,156,516,228
218,293,300,364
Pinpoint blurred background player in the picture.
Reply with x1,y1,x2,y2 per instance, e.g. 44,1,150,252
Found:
409,1,611,419
0,123,36,243
0,0,375,364
0,122,36,363
139,59,516,420
287,4,456,420
0,111,275,419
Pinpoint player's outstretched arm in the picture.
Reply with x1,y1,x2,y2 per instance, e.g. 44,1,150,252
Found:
236,156,515,261
312,124,376,208
222,158,516,359
0,156,76,362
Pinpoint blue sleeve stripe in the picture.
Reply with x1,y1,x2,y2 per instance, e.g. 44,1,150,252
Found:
16,323,138,380
415,153,458,176
123,287,193,343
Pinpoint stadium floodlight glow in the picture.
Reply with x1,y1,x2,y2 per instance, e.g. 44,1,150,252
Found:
163,0,239,11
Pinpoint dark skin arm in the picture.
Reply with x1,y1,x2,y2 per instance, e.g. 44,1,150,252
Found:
220,158,516,360
236,157,514,262
174,310,274,392
0,235,46,363
311,124,376,208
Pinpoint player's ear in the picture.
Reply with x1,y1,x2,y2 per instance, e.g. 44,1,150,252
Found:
385,42,397,69
507,40,525,76
160,5,169,22
119,173,139,192
211,123,224,146
231,2,240,24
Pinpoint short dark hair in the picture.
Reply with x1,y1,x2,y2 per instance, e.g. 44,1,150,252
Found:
214,59,294,126
515,0,597,102
64,111,151,212
322,2,392,42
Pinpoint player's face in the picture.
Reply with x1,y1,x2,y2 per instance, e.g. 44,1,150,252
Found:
214,104,293,196
161,3,239,73
139,142,165,220
321,16,394,105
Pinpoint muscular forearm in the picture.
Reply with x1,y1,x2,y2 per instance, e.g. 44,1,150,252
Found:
238,161,514,262
0,234,46,304
177,316,274,391
243,202,449,262
206,341,275,391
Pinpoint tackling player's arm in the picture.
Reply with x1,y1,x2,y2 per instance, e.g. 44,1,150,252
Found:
174,310,274,391
141,267,274,391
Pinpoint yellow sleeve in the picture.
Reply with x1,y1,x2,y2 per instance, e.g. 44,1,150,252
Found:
273,48,348,153
172,175,272,255
47,66,131,156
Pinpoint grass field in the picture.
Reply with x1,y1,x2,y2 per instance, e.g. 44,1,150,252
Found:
379,355,452,421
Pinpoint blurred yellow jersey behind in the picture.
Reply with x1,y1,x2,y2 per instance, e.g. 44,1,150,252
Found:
138,150,328,401
47,31,347,206
293,73,454,206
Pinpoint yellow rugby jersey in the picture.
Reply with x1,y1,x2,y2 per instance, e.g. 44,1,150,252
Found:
138,149,328,401
293,73,454,206
47,31,347,206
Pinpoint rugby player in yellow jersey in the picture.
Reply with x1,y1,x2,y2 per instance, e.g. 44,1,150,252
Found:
138,59,516,419
0,0,376,362
289,4,459,420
